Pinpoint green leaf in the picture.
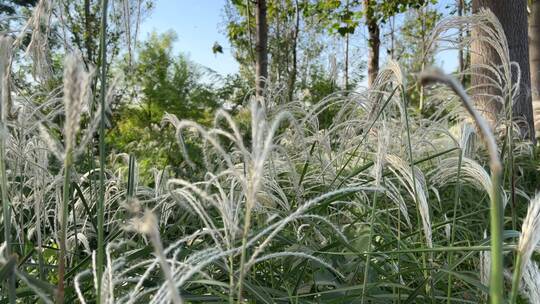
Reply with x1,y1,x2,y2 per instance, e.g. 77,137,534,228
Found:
0,255,16,282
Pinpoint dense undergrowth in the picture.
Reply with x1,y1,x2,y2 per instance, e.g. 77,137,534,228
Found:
1,2,540,304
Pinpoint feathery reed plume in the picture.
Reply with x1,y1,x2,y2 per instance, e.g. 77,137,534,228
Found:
0,35,13,122
361,122,390,303
25,0,52,82
480,240,490,286
386,154,432,248
459,123,477,158
426,9,515,127
430,156,508,208
384,180,412,228
420,68,504,304
510,193,540,303
443,214,451,241
63,54,92,152
129,207,183,304
0,34,16,302
373,123,389,186
57,53,93,303
39,53,99,162
518,261,540,303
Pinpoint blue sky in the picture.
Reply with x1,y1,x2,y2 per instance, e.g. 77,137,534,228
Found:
139,1,458,78
139,0,239,75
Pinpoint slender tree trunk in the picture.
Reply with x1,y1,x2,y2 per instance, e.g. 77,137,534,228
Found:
245,0,256,65
344,0,350,89
471,0,535,139
84,0,92,63
364,0,379,87
530,0,540,132
255,0,268,98
389,16,395,59
457,0,464,75
275,11,281,84
418,6,427,111
345,33,349,88
288,0,299,101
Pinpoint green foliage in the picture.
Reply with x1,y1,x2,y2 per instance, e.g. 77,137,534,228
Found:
61,0,154,65
304,0,437,38
0,0,37,16
108,32,218,182
377,0,436,20
216,73,252,110
300,66,341,129
225,0,345,96
394,5,442,108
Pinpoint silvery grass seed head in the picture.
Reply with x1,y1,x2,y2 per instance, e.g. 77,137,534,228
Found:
520,261,540,303
63,53,92,153
0,35,13,122
516,193,540,277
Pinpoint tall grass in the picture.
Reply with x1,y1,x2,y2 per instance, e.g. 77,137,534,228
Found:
97,0,109,302
1,3,540,304
0,33,16,304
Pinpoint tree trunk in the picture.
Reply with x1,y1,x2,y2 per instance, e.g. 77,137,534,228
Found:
345,32,349,88
255,0,268,98
471,0,535,139
84,0,92,63
418,6,427,111
457,0,464,74
364,0,379,87
389,16,395,59
288,0,299,101
530,0,540,132
344,0,350,89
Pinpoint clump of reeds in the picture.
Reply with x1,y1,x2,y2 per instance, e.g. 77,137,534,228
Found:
1,4,539,304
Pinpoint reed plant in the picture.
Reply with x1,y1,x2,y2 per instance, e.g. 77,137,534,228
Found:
0,3,539,304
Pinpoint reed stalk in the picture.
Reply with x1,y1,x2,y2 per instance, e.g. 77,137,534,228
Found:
56,151,72,304
0,106,15,304
420,69,504,304
0,34,15,304
97,0,109,301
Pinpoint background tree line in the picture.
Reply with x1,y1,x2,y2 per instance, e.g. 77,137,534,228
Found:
2,0,540,179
